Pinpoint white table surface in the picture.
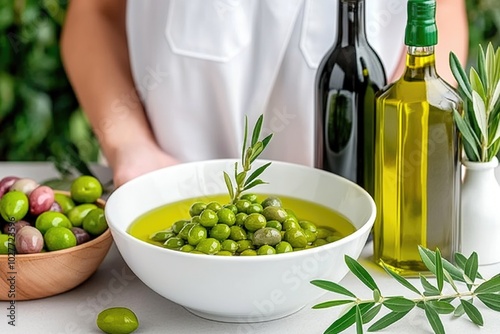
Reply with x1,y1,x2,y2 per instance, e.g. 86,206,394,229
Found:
1,162,500,334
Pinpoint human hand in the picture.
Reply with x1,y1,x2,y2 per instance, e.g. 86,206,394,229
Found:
109,142,179,187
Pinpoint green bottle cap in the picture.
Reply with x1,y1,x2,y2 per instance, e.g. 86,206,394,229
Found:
405,0,438,47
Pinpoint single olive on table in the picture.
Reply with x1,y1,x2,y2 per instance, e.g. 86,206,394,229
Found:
147,194,345,256
0,175,108,255
96,307,139,334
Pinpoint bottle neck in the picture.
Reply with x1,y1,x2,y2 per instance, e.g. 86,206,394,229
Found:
404,46,437,78
336,0,366,47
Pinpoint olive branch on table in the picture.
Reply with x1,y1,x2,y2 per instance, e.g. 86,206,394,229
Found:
312,246,500,334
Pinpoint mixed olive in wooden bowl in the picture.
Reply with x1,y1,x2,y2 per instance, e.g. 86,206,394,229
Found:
0,175,112,301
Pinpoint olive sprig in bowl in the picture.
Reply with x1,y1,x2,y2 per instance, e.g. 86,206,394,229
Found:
144,115,351,256
223,114,273,203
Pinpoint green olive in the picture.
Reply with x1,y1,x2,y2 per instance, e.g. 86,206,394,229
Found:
283,217,300,231
237,239,254,252
304,230,317,243
209,224,231,241
163,237,184,249
299,220,317,233
82,208,108,236
265,220,282,231
149,230,175,242
326,235,343,243
215,250,233,256
261,196,282,208
262,206,288,223
235,212,248,226
0,190,29,222
187,225,207,246
178,222,196,240
179,244,195,252
44,226,77,251
284,228,308,248
199,209,218,227
312,238,328,247
244,213,267,232
234,199,251,213
96,307,139,334
67,203,98,227
246,203,263,214
195,238,221,254
240,193,258,203
229,226,247,241
189,202,206,217
172,220,189,234
54,193,76,214
206,201,222,212
317,227,335,239
217,208,236,226
240,249,257,256
0,234,11,254
257,245,276,255
35,211,72,234
252,227,282,246
223,204,238,215
221,239,238,253
275,241,293,253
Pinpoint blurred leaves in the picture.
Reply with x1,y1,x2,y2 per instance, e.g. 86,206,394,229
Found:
0,0,98,162
466,0,500,68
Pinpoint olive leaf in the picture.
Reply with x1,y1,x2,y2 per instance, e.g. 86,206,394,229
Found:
450,43,500,162
311,280,356,298
312,246,500,334
381,261,421,295
461,299,484,326
344,255,379,291
367,310,411,332
424,303,446,334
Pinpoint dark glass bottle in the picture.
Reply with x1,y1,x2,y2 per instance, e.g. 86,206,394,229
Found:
315,0,386,197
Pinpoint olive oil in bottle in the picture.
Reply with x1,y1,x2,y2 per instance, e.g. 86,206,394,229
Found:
373,0,461,275
315,0,386,197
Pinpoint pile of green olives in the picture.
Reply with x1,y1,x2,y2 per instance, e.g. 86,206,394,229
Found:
0,175,107,254
149,194,343,256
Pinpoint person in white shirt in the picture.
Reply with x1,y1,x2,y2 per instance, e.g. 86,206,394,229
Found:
61,0,468,187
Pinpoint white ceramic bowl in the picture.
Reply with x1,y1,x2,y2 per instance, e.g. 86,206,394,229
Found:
105,159,376,323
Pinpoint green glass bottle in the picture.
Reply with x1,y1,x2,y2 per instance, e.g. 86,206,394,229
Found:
373,0,461,275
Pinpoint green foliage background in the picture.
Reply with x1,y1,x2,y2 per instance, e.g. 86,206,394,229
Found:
0,0,98,162
0,0,499,162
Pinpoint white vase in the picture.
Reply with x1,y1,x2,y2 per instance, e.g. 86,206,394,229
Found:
460,157,500,265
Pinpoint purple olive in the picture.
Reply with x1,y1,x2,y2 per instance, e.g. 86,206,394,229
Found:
71,227,91,245
10,178,39,195
15,226,44,254
49,201,63,213
0,176,19,199
3,220,31,235
29,185,55,215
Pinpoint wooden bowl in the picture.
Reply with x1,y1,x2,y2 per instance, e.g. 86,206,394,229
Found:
0,196,113,301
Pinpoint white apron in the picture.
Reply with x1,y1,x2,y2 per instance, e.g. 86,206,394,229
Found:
126,0,407,166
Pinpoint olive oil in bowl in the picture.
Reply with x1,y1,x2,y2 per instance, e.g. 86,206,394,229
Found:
128,194,356,252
